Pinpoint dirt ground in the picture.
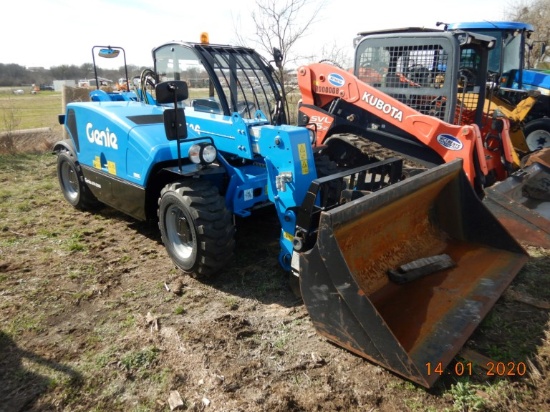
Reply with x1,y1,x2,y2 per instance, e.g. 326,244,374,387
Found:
0,133,549,411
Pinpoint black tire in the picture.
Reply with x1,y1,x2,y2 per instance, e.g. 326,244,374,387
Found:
314,153,345,205
158,180,235,277
524,118,550,152
56,150,101,210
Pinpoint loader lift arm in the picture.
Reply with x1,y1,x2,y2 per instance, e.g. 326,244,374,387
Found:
297,63,518,188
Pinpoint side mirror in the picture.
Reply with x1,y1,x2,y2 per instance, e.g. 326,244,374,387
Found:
98,48,120,59
155,81,189,104
92,45,128,92
163,108,187,140
156,81,189,141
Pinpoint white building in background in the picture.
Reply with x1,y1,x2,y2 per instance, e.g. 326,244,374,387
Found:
53,80,76,92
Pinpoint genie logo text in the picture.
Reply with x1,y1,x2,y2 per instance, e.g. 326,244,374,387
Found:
86,123,119,150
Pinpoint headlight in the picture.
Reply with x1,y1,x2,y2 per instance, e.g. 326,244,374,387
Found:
188,143,217,165
201,144,217,163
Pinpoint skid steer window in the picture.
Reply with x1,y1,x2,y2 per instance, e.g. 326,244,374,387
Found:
454,46,484,125
356,40,453,122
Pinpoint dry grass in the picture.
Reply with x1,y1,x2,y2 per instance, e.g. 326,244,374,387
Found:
0,89,63,132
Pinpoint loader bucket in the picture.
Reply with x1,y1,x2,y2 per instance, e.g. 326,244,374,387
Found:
298,160,528,388
483,161,550,249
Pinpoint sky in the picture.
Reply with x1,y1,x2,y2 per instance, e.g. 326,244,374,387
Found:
1,0,510,70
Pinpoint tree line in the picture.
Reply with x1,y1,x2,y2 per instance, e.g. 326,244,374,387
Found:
0,63,148,88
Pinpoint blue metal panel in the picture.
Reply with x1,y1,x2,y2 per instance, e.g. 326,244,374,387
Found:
256,125,317,269
519,69,550,93
184,108,270,160
219,161,269,217
67,101,207,187
447,21,534,32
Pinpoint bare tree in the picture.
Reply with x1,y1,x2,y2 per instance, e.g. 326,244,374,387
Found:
237,0,326,83
312,41,353,70
506,0,550,67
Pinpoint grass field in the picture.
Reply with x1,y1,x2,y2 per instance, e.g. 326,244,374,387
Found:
0,86,303,137
0,87,63,133
1,151,549,411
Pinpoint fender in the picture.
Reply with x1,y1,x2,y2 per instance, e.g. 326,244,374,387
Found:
52,139,77,158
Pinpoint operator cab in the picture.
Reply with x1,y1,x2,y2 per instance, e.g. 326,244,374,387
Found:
152,42,286,124
444,21,535,89
354,28,495,126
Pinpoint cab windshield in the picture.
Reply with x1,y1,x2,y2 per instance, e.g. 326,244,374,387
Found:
153,43,282,122
470,29,523,74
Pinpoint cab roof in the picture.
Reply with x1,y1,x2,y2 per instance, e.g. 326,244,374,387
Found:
446,21,534,33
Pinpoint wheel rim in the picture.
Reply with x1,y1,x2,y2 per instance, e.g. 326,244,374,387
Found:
60,160,79,202
526,129,550,152
165,204,195,260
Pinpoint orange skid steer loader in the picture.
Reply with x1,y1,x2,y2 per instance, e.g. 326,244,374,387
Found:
296,27,550,249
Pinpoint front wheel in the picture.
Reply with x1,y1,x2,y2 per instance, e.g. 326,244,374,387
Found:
524,118,550,152
158,180,235,277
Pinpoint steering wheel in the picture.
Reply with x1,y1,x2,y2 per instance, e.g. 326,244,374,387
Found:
406,64,429,85
458,67,477,85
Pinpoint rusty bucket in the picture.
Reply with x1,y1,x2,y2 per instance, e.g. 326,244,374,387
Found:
483,160,550,249
298,160,528,387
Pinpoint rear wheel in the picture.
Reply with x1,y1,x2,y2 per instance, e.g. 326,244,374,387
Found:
158,180,235,277
56,150,101,210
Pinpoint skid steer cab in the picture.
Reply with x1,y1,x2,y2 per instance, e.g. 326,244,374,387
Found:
54,40,527,388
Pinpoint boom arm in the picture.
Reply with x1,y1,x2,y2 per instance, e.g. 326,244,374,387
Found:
297,63,498,184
